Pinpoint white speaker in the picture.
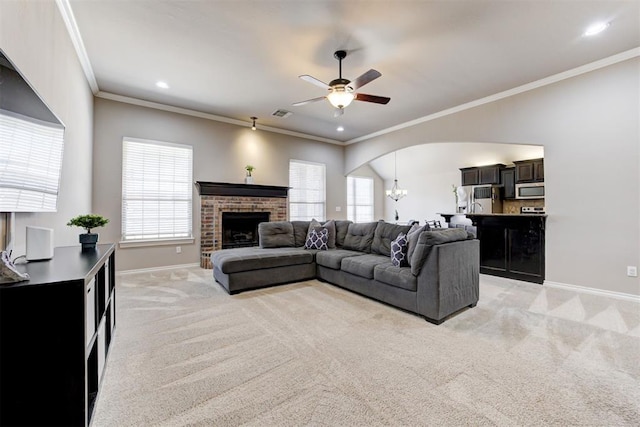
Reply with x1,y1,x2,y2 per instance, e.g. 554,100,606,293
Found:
26,226,54,261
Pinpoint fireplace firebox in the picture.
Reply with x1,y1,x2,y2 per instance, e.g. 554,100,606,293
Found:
221,212,270,249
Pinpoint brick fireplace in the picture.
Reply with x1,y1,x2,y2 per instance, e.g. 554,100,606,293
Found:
196,182,289,268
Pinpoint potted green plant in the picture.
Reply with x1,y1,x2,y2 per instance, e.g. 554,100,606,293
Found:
245,165,255,184
67,214,109,250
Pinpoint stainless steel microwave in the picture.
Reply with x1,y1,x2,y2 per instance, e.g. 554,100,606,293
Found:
515,182,544,199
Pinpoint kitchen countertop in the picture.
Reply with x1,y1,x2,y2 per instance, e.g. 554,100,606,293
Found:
438,212,547,218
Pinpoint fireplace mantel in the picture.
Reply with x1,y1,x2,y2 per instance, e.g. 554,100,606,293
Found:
195,181,289,198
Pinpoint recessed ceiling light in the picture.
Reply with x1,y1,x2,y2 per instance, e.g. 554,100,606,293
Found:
583,22,610,37
156,81,169,89
337,126,344,132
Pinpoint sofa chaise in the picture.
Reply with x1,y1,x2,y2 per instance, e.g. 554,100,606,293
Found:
210,220,479,324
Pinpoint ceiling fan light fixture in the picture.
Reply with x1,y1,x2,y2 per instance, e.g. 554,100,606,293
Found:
327,86,355,109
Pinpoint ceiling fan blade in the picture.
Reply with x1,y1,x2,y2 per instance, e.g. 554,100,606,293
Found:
354,93,390,105
348,69,381,91
333,108,344,117
299,74,331,89
292,96,326,106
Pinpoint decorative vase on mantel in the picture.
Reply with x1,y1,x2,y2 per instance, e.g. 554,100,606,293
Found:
244,165,255,184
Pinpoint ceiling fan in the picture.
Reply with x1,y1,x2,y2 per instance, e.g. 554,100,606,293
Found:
293,50,390,116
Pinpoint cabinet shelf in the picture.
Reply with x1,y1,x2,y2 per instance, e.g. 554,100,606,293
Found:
0,244,116,427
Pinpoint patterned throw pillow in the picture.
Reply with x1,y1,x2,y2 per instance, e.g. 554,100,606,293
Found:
305,227,329,250
390,232,408,267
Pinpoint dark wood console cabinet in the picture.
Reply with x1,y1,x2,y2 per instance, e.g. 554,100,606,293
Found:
468,215,546,284
0,244,116,426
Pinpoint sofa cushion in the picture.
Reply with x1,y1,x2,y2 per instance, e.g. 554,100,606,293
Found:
258,221,295,248
341,254,390,279
406,223,428,267
291,221,311,247
342,222,378,253
390,232,408,267
371,221,412,256
410,228,472,276
315,249,362,270
307,219,337,249
305,227,329,250
334,220,352,247
374,264,417,291
211,247,313,274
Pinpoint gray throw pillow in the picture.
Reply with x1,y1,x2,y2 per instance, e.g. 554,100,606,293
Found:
406,223,427,267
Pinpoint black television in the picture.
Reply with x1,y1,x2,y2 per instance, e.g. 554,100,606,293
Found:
0,49,65,213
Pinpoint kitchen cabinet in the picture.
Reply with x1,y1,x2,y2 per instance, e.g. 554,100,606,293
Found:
0,244,116,426
501,167,516,199
468,214,546,284
460,164,505,186
478,164,505,185
460,167,479,186
514,158,544,183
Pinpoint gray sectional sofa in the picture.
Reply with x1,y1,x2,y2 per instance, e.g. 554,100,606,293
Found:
210,220,479,324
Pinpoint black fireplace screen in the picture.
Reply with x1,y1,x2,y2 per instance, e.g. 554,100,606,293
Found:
221,212,270,249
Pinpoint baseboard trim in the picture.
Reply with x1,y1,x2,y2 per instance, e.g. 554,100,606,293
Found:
544,280,640,303
118,263,200,276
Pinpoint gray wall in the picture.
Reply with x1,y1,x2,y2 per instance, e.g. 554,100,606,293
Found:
93,97,346,271
0,1,94,256
346,58,640,296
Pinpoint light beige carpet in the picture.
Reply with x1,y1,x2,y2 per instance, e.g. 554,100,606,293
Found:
92,268,640,426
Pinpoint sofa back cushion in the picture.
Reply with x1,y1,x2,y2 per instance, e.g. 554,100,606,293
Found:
371,221,412,256
410,228,472,275
258,221,295,248
334,220,352,247
291,221,311,247
342,222,378,253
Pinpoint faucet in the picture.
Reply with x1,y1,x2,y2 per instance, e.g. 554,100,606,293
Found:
470,202,483,213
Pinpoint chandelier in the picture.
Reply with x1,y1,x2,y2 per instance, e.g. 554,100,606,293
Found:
386,152,407,202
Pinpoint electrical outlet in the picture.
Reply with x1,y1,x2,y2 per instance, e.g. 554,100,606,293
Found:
176,246,182,254
627,266,637,277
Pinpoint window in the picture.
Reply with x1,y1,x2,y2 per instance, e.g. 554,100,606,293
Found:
347,176,374,222
289,160,325,221
0,110,64,212
121,138,193,243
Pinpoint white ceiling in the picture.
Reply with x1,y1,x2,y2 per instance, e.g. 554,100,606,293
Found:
67,1,639,143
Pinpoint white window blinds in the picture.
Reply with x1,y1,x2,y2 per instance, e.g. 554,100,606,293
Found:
0,110,64,212
122,138,193,241
347,176,374,222
289,160,326,221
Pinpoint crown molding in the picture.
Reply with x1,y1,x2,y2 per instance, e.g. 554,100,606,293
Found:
346,47,640,145
55,0,99,94
95,92,344,145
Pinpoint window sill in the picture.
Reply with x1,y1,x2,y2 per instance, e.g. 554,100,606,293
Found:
119,237,195,249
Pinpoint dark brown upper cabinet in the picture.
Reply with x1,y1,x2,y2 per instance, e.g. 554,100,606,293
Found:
514,158,544,183
460,164,505,186
501,167,516,199
460,167,479,186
